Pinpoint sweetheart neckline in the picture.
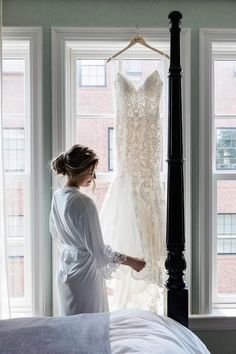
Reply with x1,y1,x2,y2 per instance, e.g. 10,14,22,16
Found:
116,70,161,91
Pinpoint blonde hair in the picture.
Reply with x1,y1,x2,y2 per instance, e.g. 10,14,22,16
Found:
50,144,98,186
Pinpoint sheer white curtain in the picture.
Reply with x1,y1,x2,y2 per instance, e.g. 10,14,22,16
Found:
0,0,10,319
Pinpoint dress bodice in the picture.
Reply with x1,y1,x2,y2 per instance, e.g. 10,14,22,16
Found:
115,71,163,177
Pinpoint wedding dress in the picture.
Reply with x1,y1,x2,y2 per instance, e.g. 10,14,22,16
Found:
100,70,166,312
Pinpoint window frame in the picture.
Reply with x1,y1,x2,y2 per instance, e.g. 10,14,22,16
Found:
51,26,191,315
3,27,45,316
199,29,236,315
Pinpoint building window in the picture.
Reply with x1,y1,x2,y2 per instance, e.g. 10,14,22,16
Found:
7,215,24,238
217,213,236,254
3,128,25,172
218,213,236,235
216,128,236,170
218,238,236,254
78,60,106,87
125,59,142,80
108,128,114,171
7,213,24,296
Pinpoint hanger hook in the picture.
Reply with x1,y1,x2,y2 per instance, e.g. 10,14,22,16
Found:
136,24,140,38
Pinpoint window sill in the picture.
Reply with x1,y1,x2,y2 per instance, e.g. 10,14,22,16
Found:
189,312,236,331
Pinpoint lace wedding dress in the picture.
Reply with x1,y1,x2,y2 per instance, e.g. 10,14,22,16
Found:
100,70,166,312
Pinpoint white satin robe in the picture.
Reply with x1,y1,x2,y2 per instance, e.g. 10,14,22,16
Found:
50,186,122,315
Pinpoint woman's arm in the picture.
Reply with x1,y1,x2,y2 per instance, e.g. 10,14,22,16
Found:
81,204,146,277
120,255,146,272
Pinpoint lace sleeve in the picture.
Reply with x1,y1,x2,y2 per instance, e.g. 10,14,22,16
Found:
99,245,127,279
80,206,127,279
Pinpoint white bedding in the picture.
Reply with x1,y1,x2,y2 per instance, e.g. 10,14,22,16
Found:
110,309,210,354
0,309,210,353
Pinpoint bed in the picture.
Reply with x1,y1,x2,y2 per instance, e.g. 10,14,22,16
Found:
0,309,209,354
0,11,210,354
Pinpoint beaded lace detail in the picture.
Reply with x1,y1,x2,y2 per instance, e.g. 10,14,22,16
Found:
100,71,166,286
115,71,163,175
117,71,165,284
101,245,127,279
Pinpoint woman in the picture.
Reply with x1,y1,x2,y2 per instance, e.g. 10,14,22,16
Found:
50,144,146,315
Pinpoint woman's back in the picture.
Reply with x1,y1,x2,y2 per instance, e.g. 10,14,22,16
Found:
50,186,95,249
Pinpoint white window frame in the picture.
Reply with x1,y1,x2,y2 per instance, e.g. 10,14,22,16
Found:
3,27,45,316
51,27,191,315
199,29,236,316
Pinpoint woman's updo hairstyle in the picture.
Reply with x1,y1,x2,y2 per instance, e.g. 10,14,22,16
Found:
50,144,98,178
51,153,67,176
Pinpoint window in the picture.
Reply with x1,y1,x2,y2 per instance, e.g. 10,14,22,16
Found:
200,29,236,312
3,128,25,171
52,27,191,315
78,60,106,87
125,60,142,80
218,238,236,254
217,213,236,295
2,28,44,317
218,213,236,237
217,128,236,170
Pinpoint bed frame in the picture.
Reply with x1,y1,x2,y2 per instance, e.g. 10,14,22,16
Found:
165,11,188,328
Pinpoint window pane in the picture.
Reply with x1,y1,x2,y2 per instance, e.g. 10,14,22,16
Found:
3,128,25,172
124,59,142,79
80,65,106,86
216,120,236,170
76,60,114,115
217,180,236,294
2,59,25,116
96,182,111,212
214,60,236,116
76,117,114,174
7,215,24,238
5,179,25,299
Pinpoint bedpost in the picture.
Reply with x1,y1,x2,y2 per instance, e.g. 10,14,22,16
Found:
165,11,188,327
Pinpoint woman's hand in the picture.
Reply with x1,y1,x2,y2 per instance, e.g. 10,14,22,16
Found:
122,256,146,272
130,257,146,272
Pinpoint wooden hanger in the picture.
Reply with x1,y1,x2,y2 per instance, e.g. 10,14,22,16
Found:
107,26,169,63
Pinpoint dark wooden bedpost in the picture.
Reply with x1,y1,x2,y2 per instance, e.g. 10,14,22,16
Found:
165,11,188,327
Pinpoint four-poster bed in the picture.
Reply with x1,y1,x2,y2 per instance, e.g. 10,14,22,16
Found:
165,10,188,328
0,11,209,354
